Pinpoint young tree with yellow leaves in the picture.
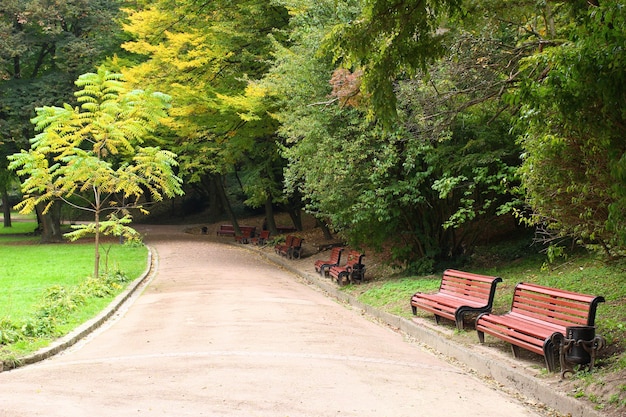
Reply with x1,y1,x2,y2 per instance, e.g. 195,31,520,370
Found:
9,67,184,278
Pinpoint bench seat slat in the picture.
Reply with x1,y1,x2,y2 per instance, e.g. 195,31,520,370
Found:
414,293,490,310
412,293,490,322
477,312,563,338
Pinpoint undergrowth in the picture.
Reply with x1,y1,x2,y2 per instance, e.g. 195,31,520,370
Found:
0,270,132,366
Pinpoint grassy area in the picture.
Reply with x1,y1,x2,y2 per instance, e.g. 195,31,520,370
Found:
0,224,148,362
351,249,626,349
0,221,38,235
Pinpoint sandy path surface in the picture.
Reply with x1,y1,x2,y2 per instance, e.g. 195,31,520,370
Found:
0,225,541,416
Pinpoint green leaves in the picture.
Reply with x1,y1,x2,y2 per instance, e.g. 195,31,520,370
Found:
323,0,462,123
11,67,181,206
9,67,183,277
517,0,626,256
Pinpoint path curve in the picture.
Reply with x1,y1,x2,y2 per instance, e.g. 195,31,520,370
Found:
1,225,542,417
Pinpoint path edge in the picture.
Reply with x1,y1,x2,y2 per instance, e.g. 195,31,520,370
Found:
261,249,604,417
0,245,157,373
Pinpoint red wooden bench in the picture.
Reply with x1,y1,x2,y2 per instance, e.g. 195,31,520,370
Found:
250,230,270,246
275,235,304,259
476,282,605,372
234,227,257,244
216,224,235,236
274,235,294,254
329,251,365,285
217,224,255,237
314,247,344,277
410,269,502,331
283,236,304,259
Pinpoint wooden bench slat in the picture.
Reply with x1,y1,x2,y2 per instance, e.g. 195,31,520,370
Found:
314,247,344,276
477,326,548,356
516,282,600,303
411,269,502,330
476,282,605,372
418,293,488,309
514,290,600,312
440,284,492,302
478,313,563,337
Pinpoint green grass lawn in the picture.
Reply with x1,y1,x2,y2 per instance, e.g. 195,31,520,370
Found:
0,221,148,360
0,221,38,235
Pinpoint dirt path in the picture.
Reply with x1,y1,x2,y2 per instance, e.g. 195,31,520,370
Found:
0,225,542,416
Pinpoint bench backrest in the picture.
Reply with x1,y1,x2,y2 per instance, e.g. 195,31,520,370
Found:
239,228,254,237
345,251,364,267
258,230,270,239
439,269,502,304
219,225,234,231
291,237,303,248
328,247,343,263
511,282,605,327
283,235,295,246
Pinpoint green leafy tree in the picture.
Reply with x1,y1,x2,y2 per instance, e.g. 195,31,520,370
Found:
517,0,626,257
9,68,184,278
121,0,290,230
323,0,462,123
264,0,521,269
0,0,125,236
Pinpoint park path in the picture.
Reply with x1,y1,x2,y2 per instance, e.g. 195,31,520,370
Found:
0,225,541,416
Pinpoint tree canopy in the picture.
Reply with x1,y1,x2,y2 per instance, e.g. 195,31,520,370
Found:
0,0,126,238
2,0,626,267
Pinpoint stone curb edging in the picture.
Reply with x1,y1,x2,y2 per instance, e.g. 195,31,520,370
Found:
260,249,604,417
0,246,157,373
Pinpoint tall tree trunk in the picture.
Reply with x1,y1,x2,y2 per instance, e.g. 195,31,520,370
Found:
316,217,333,240
204,174,223,220
264,195,278,235
35,200,63,242
1,188,11,228
286,206,302,231
215,174,240,235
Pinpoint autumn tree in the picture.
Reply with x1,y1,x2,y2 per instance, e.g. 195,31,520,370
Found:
120,0,290,232
9,68,184,278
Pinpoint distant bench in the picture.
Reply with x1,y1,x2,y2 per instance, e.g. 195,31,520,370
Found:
234,227,257,244
216,225,256,237
476,282,605,372
276,226,297,234
410,269,502,330
275,235,304,259
314,247,344,277
329,251,365,285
